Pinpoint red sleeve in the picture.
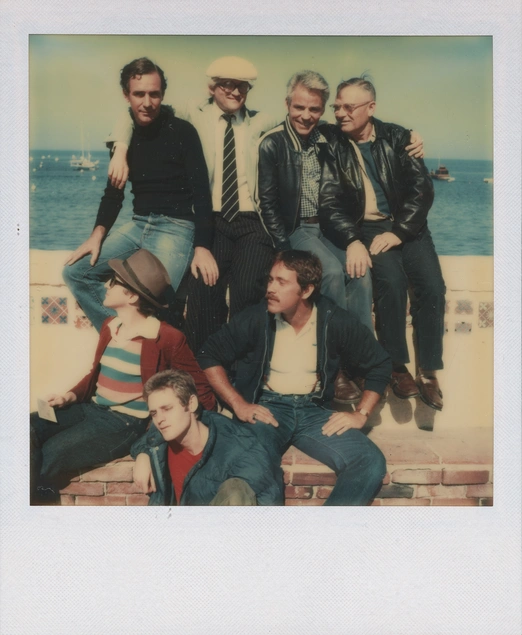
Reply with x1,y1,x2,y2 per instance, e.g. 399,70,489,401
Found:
151,325,217,411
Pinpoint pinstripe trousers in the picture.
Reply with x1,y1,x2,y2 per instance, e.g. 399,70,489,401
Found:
185,212,275,353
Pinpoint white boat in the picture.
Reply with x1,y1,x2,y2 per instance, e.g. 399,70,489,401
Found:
70,152,99,170
483,178,493,184
70,125,99,170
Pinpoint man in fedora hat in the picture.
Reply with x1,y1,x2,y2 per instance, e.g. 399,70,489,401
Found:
107,56,279,353
31,249,216,505
63,57,216,332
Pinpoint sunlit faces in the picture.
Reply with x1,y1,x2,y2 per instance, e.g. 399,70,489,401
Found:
147,388,198,443
103,276,137,310
266,262,314,316
287,84,325,140
333,85,375,139
123,72,164,127
210,78,248,115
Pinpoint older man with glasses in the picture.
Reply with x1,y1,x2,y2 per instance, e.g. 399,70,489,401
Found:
322,76,446,410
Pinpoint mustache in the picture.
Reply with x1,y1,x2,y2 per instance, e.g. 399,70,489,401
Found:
266,293,278,300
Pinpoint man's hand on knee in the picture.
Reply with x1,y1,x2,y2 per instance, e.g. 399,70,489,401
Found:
64,226,107,267
346,241,372,278
322,411,367,437
369,232,402,256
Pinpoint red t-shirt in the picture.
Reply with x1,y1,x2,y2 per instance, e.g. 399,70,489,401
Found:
167,441,203,503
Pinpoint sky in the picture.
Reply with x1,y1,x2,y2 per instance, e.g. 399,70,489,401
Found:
29,35,492,160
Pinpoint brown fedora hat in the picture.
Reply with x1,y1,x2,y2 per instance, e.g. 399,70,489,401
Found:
108,249,171,309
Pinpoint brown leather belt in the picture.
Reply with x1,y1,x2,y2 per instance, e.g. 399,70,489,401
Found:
301,216,319,224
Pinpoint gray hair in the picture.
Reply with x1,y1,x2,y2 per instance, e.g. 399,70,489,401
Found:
286,70,330,107
336,74,376,101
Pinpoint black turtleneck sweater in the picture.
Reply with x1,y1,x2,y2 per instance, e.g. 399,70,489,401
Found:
95,106,213,249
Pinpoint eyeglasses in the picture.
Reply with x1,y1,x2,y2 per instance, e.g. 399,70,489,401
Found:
330,101,373,115
108,276,131,290
216,80,252,95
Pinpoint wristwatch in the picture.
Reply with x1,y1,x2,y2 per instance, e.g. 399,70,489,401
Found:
355,407,370,418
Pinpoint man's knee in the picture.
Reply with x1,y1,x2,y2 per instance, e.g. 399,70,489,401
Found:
210,478,257,506
363,443,387,486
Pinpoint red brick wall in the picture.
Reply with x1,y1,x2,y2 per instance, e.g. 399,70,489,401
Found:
59,448,493,507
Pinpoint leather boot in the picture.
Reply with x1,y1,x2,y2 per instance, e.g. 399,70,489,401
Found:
333,370,362,405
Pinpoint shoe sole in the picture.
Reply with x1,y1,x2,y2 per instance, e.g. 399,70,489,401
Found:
391,387,421,400
418,393,443,411
333,395,362,405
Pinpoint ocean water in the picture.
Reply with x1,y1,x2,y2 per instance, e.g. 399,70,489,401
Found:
29,152,493,255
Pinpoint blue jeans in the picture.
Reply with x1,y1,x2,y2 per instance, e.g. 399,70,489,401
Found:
289,224,374,332
362,220,446,369
63,214,195,331
30,402,149,503
249,391,386,506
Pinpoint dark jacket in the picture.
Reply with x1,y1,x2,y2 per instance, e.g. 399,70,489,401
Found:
255,117,346,250
130,410,284,506
197,295,392,404
97,106,214,249
320,119,435,249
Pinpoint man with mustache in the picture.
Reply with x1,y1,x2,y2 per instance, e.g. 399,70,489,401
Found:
256,70,424,405
197,250,392,506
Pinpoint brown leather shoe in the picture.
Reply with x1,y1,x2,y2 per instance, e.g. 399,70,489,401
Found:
333,370,362,405
416,375,443,411
390,370,421,399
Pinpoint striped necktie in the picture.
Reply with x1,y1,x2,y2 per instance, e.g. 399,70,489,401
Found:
221,114,240,222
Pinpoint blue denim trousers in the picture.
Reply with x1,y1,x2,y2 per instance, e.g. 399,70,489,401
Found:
30,402,149,503
63,214,195,331
289,224,374,332
248,391,386,506
361,220,446,369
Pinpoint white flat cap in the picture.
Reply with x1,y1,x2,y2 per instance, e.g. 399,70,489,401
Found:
206,56,258,82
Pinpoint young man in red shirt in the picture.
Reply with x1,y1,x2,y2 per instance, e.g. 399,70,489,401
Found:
131,369,283,506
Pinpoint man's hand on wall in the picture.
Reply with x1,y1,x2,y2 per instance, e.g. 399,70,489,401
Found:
133,453,156,494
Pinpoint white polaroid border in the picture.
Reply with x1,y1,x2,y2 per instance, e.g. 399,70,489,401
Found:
1,3,520,634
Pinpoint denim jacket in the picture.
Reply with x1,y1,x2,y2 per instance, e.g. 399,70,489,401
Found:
130,410,284,506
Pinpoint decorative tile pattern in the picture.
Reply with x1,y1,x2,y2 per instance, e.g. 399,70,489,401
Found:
41,296,68,324
455,321,472,334
478,302,494,328
455,299,473,315
74,315,93,329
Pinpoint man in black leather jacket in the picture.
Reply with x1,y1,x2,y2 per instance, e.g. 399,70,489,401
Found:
256,70,375,405
322,77,446,411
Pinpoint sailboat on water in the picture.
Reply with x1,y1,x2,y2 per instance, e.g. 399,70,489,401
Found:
70,125,99,171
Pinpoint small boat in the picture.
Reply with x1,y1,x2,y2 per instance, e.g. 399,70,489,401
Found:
70,125,99,171
430,163,455,181
70,152,99,170
483,178,493,184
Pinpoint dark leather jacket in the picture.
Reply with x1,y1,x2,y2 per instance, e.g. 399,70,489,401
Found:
319,119,434,249
256,117,346,250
